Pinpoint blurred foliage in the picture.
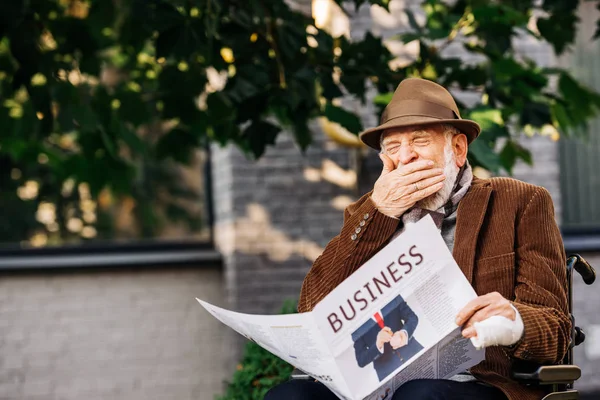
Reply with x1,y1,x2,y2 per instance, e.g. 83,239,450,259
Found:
1,0,600,245
216,300,297,400
376,0,600,174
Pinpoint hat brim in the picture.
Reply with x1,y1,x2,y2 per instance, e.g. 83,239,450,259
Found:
359,115,481,151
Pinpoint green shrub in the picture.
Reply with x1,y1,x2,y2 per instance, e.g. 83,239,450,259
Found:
216,300,297,400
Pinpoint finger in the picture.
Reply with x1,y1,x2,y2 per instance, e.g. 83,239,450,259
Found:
462,326,477,338
455,295,494,326
406,174,446,195
401,167,445,185
379,154,395,176
397,160,435,176
463,308,491,330
464,305,515,332
406,180,444,202
462,305,508,338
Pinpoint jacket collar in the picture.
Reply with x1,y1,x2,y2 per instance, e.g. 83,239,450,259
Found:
452,177,492,284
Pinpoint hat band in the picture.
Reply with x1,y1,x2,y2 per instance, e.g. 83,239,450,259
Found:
382,99,459,124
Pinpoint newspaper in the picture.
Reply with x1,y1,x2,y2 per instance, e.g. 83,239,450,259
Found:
197,216,485,400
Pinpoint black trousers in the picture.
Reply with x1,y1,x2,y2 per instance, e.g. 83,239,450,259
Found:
264,378,508,400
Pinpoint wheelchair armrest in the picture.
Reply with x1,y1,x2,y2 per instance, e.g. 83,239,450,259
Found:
570,254,596,285
511,365,581,385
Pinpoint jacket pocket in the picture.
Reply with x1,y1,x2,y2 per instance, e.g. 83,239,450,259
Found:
474,252,515,297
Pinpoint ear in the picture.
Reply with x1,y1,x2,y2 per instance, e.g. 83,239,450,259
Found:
453,133,468,167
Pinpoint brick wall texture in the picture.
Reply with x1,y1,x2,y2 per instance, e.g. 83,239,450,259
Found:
211,129,357,316
0,266,228,400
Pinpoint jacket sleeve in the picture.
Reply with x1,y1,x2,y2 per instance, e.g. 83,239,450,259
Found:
297,193,400,313
509,187,571,364
398,298,419,339
353,334,385,368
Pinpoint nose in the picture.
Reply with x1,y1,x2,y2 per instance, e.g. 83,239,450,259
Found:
398,144,418,165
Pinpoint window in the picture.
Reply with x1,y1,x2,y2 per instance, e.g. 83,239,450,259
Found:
558,2,600,247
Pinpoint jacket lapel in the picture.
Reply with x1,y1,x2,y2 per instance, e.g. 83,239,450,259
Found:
453,177,492,284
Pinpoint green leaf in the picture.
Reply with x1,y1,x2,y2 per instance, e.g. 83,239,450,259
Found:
87,0,117,49
228,77,261,103
559,72,591,105
116,89,150,127
323,103,363,134
99,127,119,160
464,107,504,132
242,120,281,159
556,72,600,130
404,9,423,33
537,14,577,55
551,102,573,132
595,2,600,40
155,26,183,59
319,72,343,100
146,0,186,33
156,128,198,164
520,102,552,128
469,139,502,173
155,24,201,60
292,119,312,151
206,92,236,126
393,32,422,44
373,92,393,106
499,140,532,174
118,123,147,156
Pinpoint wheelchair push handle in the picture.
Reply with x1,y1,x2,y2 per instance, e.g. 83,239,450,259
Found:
569,254,596,285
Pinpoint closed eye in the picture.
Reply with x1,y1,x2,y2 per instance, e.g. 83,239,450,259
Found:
413,139,430,146
386,145,400,154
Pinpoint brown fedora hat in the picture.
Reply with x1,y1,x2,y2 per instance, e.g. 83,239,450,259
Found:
359,78,480,150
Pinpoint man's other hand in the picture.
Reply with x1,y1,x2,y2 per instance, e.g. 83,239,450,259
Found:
376,326,394,351
370,155,445,218
455,291,516,338
390,330,408,349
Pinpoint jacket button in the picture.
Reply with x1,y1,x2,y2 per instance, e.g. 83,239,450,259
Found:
359,220,365,227
355,227,361,234
351,234,357,241
363,213,369,220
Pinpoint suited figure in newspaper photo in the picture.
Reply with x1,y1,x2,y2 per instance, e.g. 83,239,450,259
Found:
352,294,423,381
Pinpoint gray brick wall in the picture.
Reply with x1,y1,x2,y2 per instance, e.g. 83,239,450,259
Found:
511,135,563,221
210,130,361,367
211,129,357,316
0,266,227,400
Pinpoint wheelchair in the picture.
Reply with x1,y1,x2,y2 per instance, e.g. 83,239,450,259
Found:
290,254,596,399
510,254,596,399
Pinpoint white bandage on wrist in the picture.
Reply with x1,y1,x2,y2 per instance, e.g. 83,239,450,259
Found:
470,305,524,350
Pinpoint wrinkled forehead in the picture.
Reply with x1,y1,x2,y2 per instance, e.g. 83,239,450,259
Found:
381,124,443,144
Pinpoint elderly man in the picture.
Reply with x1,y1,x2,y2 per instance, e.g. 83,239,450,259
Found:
265,78,570,400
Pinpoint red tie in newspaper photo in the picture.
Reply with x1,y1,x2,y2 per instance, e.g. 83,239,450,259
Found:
374,312,385,329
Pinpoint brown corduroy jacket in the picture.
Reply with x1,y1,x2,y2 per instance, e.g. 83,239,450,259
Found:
298,176,571,400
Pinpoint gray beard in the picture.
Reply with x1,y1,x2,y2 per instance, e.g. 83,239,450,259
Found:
416,152,460,211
